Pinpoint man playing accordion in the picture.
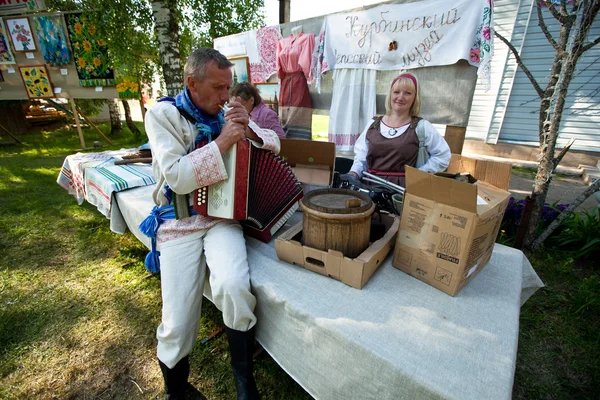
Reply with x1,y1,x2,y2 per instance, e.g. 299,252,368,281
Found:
143,47,280,400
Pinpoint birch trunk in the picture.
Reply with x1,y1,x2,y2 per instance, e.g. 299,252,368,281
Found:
520,0,600,250
151,0,183,96
122,100,141,141
108,99,123,135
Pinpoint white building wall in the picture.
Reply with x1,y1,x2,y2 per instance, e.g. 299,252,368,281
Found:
466,0,532,142
499,4,600,151
467,0,600,153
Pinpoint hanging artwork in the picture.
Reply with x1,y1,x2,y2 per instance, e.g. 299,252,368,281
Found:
33,15,71,66
116,77,140,99
65,13,115,87
19,65,55,99
0,17,16,64
254,82,279,113
5,17,37,52
228,56,250,85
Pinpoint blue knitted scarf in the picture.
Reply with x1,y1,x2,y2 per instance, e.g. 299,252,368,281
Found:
162,87,226,145
139,88,226,273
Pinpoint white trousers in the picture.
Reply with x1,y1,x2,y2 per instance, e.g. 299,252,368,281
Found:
156,220,257,368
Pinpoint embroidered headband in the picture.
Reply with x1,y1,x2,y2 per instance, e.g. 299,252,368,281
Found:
391,73,418,92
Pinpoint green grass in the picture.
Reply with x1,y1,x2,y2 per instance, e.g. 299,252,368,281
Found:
311,114,329,141
513,253,600,399
1,123,598,399
0,124,310,399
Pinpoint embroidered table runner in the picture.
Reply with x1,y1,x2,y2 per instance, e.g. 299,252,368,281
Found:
57,149,155,217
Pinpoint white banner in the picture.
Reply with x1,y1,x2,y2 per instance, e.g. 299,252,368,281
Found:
322,0,491,72
214,31,260,63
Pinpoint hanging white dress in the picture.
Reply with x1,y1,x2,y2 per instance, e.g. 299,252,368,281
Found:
328,68,377,152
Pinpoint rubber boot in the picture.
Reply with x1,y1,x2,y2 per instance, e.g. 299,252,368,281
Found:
158,356,190,400
225,327,260,400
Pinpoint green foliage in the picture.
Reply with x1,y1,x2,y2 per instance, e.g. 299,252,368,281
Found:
182,0,266,55
547,208,600,259
45,0,159,94
45,0,266,97
498,197,599,260
74,98,107,118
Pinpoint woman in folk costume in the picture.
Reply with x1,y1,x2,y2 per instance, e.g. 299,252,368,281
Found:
347,73,451,188
276,31,315,140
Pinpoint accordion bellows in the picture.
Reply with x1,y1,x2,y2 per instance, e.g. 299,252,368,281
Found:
193,139,303,242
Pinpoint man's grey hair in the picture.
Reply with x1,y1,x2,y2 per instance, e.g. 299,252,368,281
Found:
184,48,233,85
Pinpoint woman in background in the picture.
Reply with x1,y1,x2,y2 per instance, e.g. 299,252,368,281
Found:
347,72,450,188
230,82,286,138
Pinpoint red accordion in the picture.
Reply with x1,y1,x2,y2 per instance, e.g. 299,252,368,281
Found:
193,139,303,242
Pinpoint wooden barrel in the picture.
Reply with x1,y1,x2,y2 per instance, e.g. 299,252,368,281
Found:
299,189,375,258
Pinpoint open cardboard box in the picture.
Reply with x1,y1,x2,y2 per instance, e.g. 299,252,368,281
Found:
279,138,336,192
275,212,400,289
393,157,512,296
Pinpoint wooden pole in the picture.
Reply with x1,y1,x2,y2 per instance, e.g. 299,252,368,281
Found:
75,105,113,145
69,96,86,149
0,124,23,144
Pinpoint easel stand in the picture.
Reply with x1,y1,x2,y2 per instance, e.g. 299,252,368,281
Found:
49,97,114,149
69,97,86,149
0,123,23,145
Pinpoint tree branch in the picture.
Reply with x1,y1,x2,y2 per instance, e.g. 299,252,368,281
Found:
530,178,600,252
579,35,600,54
494,29,545,98
537,1,568,57
540,0,567,24
553,136,576,169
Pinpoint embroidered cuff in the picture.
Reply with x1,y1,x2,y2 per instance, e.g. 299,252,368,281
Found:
249,120,280,154
188,141,228,188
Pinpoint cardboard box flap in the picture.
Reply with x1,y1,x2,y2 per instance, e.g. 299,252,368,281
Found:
279,138,336,169
405,166,477,212
475,180,511,211
293,164,331,186
447,155,512,191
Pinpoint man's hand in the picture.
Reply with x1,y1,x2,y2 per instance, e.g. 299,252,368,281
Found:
214,120,246,154
226,97,262,142
225,98,250,127
213,99,250,154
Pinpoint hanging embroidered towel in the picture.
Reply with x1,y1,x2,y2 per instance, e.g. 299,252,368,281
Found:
65,13,115,87
250,25,281,83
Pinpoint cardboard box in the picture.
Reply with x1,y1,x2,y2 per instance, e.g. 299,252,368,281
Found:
447,154,512,190
392,162,511,296
275,213,400,289
279,138,336,192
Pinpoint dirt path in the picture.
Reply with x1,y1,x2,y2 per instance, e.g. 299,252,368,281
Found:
509,171,599,211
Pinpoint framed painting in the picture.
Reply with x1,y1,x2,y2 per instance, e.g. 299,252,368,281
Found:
229,56,250,85
19,65,55,99
4,17,37,52
0,17,16,64
33,15,71,66
255,82,280,113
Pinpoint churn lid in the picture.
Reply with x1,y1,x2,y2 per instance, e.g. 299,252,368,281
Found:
300,188,373,214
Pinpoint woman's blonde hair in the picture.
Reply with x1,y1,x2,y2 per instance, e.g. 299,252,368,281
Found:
384,73,421,117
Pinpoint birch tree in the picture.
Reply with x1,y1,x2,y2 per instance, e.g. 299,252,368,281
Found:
495,0,600,251
151,0,184,96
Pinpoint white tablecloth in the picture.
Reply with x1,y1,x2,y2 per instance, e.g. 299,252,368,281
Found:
113,184,544,400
